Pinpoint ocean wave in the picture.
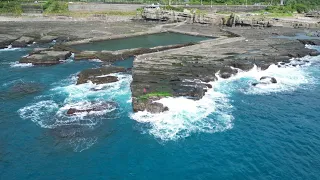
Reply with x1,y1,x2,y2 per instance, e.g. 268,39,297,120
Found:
131,53,320,141
131,80,234,141
18,73,132,151
0,45,21,51
10,61,33,68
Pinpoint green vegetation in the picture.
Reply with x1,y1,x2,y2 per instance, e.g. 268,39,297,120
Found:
139,92,172,100
0,1,22,15
265,4,310,13
43,0,68,13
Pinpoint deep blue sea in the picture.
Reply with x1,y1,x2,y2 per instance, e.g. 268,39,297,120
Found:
0,43,320,180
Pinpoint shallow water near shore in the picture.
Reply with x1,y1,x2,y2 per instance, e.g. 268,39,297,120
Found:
0,43,320,179
70,32,211,51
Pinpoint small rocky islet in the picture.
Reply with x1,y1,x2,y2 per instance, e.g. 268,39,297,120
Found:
1,10,320,114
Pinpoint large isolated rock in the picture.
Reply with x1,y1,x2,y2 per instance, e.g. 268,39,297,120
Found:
252,76,277,86
77,66,126,85
66,101,118,115
20,51,71,65
11,36,35,47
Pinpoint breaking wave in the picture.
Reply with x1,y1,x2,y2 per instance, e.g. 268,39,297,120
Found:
131,53,320,141
18,73,132,152
0,45,21,51
10,61,33,68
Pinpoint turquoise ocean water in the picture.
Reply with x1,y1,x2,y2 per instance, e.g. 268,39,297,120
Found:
0,38,320,179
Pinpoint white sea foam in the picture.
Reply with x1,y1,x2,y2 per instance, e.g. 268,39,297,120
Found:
131,53,320,141
131,81,234,141
69,137,98,152
0,45,21,51
89,59,103,62
10,61,33,68
18,73,132,151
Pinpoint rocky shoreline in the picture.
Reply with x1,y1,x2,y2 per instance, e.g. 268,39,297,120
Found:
131,26,320,113
1,16,320,114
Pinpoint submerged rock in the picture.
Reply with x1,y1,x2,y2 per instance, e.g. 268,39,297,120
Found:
20,51,72,65
77,66,126,85
0,81,43,100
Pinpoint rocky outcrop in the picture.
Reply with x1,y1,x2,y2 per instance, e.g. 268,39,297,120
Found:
131,32,320,113
0,35,18,49
11,36,35,47
298,39,320,46
20,51,71,65
252,76,277,86
142,9,223,25
66,101,118,115
76,66,126,85
132,96,168,113
225,13,272,28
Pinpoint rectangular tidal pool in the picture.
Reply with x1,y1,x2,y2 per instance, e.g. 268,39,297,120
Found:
71,32,212,51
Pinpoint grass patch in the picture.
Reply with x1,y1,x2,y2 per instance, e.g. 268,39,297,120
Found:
43,0,68,14
138,92,172,100
0,1,22,15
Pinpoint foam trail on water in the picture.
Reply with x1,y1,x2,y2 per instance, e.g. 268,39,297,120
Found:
10,61,33,68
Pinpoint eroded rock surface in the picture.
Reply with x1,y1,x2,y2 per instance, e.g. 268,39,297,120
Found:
20,51,71,65
77,66,126,85
131,27,320,113
11,36,35,47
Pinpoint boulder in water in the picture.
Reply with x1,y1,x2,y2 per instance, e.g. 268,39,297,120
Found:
252,76,277,86
76,66,126,85
260,76,277,83
20,51,72,65
66,101,118,115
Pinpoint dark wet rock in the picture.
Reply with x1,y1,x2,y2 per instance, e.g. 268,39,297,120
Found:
0,35,17,49
172,82,206,100
219,67,238,79
132,96,168,113
228,60,254,71
11,36,35,47
252,76,277,86
20,51,71,65
298,39,320,46
77,66,126,85
205,84,212,88
260,76,277,83
66,101,118,115
146,102,169,113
